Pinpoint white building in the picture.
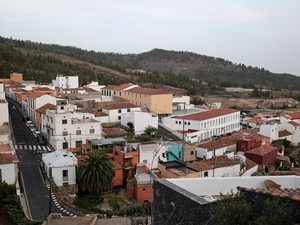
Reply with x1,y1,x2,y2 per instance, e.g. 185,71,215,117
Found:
42,151,77,186
162,108,240,143
84,81,105,92
258,123,279,142
0,83,9,126
172,96,191,111
41,99,102,151
102,102,140,123
121,110,158,135
280,114,300,145
0,152,19,185
26,92,58,121
137,142,168,170
52,74,79,89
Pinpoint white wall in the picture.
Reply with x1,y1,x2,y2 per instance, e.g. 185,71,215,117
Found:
138,143,168,169
51,166,77,186
121,111,158,135
0,101,8,126
0,162,18,185
259,123,279,142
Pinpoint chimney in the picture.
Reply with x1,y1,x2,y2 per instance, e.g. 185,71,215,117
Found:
86,139,89,145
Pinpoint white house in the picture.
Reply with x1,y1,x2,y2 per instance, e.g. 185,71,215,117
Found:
84,81,105,92
42,151,77,187
188,155,241,178
258,122,279,142
0,83,9,126
26,92,58,121
42,99,102,151
102,102,140,123
52,74,79,89
137,142,168,170
172,96,191,111
0,152,19,185
280,114,300,145
121,110,158,135
163,108,240,143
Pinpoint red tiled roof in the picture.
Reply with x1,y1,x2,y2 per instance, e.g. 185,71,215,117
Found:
278,129,292,138
237,186,300,201
34,87,54,92
286,113,300,120
112,96,130,102
102,102,139,110
245,118,265,124
188,155,239,171
197,136,237,151
36,103,56,114
176,108,239,121
83,87,99,92
168,168,187,176
245,145,278,156
84,108,107,117
288,121,299,126
27,92,46,99
0,153,19,164
102,128,127,135
245,158,258,170
233,129,267,142
126,87,171,95
102,85,117,90
0,144,11,153
113,83,135,91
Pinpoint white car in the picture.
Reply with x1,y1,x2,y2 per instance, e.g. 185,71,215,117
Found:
25,121,33,127
32,130,41,138
28,124,37,133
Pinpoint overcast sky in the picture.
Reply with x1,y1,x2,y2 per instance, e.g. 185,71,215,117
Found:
1,0,299,75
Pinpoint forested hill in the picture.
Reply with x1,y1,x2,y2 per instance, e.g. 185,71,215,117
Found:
0,36,300,96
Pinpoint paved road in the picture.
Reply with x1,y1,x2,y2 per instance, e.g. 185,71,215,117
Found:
8,99,73,221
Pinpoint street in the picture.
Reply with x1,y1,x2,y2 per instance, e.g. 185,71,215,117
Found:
8,99,71,221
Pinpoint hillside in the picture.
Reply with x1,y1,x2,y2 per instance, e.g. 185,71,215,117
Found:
1,36,300,96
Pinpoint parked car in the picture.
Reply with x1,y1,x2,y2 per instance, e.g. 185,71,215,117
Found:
28,124,37,133
25,120,33,127
22,116,29,122
36,134,46,145
32,130,41,138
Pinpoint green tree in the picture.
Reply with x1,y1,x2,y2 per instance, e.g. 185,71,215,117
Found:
108,192,127,210
77,151,114,193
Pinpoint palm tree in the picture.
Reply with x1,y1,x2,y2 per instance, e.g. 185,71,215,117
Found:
77,151,114,193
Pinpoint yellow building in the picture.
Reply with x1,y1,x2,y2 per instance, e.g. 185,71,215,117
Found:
119,87,173,116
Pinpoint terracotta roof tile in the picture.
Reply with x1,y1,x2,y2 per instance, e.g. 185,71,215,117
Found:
245,158,258,170
176,108,239,121
0,144,11,153
286,113,300,120
238,186,300,201
188,155,239,171
0,153,19,164
278,129,292,137
126,87,171,95
245,118,265,124
102,128,126,135
84,108,107,117
36,103,56,114
102,85,117,90
197,136,237,151
27,92,47,99
113,83,135,91
288,121,299,126
245,145,278,156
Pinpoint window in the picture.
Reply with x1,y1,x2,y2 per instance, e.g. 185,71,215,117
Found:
143,188,146,192
143,159,147,164
62,142,68,149
190,151,194,155
76,141,82,147
118,116,121,120
118,109,121,113
176,121,178,124
62,119,67,124
178,152,181,158
76,130,81,135
204,171,208,177
62,170,68,182
127,108,130,112
62,131,68,136
90,129,95,134
188,122,190,125
115,151,118,156
0,169,2,182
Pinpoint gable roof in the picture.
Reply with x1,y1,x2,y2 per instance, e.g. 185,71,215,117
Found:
102,85,117,90
279,129,292,138
126,87,171,95
188,155,239,171
27,92,47,99
102,102,139,110
288,121,299,126
197,136,237,151
286,113,300,120
245,145,278,156
0,153,19,164
176,108,239,121
84,108,107,117
36,103,56,114
113,83,136,91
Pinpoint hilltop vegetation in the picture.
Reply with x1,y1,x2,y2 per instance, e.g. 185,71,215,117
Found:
1,36,300,97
